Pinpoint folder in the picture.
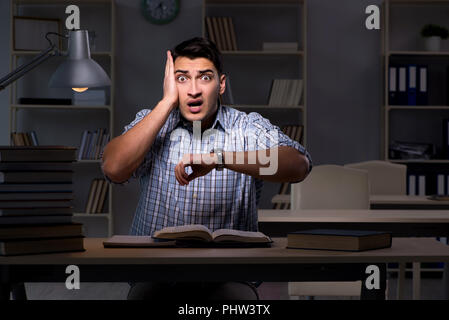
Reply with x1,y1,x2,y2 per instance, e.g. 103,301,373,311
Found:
407,64,417,106
408,174,416,195
398,66,407,105
418,175,426,196
438,174,445,195
443,119,449,159
388,66,397,105
447,175,449,195
417,65,428,106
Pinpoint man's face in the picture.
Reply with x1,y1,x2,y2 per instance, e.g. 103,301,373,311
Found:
174,56,226,126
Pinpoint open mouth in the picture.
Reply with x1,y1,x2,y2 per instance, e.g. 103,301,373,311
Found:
187,100,203,113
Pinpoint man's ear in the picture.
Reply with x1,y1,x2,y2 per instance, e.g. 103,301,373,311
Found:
219,74,226,95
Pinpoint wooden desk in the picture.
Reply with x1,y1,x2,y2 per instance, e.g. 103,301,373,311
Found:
271,194,449,209
258,209,449,299
2,237,449,300
370,195,449,209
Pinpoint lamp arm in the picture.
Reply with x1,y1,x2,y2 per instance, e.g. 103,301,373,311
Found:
0,45,59,92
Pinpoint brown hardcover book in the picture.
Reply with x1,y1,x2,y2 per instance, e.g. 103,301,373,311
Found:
0,236,85,256
221,17,233,51
295,125,304,143
205,17,217,45
287,229,392,252
0,223,83,240
0,207,73,216
0,215,73,225
289,126,297,140
153,224,272,245
18,133,26,146
23,133,32,146
211,17,225,51
0,171,73,183
91,179,105,213
0,192,73,201
0,146,77,162
85,179,99,214
0,200,72,208
227,17,238,50
96,180,109,213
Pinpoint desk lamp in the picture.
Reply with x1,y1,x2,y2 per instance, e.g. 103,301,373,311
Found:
0,30,110,92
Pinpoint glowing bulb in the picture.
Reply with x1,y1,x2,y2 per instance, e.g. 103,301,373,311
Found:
72,87,88,93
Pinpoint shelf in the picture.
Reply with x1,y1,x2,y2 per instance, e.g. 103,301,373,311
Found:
12,50,112,57
222,50,303,56
386,105,449,110
76,160,102,164
389,159,449,164
74,213,110,217
11,104,112,111
388,51,449,56
232,104,303,110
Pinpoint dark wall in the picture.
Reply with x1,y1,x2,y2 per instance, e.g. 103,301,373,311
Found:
0,0,383,234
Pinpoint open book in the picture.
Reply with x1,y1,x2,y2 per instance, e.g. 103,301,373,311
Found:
153,224,272,246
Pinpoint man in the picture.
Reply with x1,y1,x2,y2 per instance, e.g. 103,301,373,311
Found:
101,37,312,300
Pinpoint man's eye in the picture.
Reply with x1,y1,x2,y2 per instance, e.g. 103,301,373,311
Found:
201,75,211,81
177,75,187,82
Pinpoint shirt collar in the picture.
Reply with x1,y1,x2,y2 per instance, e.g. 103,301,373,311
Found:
170,104,228,133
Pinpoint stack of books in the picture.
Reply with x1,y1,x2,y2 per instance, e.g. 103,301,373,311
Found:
273,125,304,210
268,79,303,107
77,128,110,160
0,146,85,255
205,16,238,51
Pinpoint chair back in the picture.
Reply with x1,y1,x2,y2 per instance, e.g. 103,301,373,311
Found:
345,160,406,195
291,164,370,210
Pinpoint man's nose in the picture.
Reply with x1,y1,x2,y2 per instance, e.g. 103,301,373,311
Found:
188,80,201,97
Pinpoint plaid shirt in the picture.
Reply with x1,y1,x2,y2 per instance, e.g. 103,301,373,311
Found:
103,105,312,236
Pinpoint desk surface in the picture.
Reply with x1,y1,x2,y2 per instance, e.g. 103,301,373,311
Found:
1,238,449,265
258,209,449,223
271,194,449,205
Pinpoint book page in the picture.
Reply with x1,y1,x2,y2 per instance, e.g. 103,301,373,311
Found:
212,229,272,243
153,224,213,241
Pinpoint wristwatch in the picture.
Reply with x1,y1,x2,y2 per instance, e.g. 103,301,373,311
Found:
214,148,225,171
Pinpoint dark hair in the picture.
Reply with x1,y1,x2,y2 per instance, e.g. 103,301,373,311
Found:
171,37,223,75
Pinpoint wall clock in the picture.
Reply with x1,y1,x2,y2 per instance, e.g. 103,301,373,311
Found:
141,0,180,25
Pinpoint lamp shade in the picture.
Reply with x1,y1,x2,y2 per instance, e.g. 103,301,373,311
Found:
49,30,110,88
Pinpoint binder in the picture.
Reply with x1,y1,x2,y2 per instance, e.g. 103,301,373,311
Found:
408,174,416,195
447,175,449,195
443,119,449,159
417,65,428,105
398,66,407,105
407,64,417,106
418,175,426,196
438,174,445,195
388,66,397,105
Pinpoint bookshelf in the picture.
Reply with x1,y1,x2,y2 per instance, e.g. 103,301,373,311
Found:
8,0,115,237
203,0,307,209
382,0,449,196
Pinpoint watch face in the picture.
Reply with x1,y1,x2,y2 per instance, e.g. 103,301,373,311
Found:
141,0,180,25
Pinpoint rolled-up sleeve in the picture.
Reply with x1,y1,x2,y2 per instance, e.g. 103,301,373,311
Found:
244,112,312,173
101,109,154,185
